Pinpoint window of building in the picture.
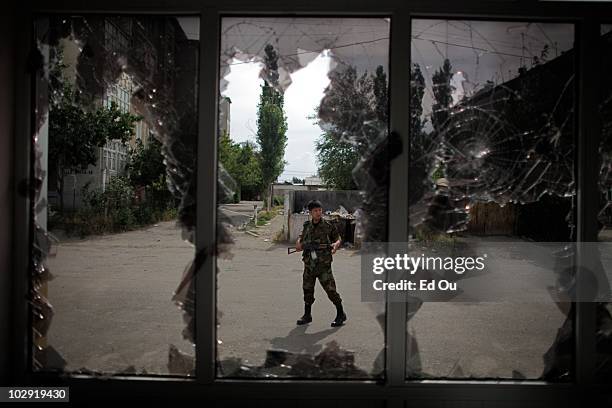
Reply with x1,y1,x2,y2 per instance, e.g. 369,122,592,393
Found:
104,19,131,57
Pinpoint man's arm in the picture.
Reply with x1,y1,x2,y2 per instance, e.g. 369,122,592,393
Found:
296,223,307,251
330,223,342,254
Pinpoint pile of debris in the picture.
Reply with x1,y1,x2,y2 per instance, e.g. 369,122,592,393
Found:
298,205,361,247
217,341,370,378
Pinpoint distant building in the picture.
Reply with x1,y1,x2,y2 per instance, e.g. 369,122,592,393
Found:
443,42,575,240
304,176,324,189
219,96,231,137
48,16,195,210
272,176,326,200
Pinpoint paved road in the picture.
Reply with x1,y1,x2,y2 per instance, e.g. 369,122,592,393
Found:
45,215,567,378
218,200,264,226
46,221,195,374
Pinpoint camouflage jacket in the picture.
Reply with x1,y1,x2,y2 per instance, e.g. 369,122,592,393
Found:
299,219,341,264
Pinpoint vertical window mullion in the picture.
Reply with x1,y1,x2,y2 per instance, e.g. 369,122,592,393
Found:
575,17,600,386
13,11,35,383
386,9,411,386
196,7,219,384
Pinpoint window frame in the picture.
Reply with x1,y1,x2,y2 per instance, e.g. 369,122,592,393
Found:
9,0,612,403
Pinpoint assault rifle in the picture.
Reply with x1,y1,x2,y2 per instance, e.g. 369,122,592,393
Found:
287,243,332,255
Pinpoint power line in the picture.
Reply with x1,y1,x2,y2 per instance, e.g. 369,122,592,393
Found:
412,37,528,59
222,34,540,69
221,37,389,67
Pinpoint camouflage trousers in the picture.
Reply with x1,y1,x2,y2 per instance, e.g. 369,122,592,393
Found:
303,261,342,306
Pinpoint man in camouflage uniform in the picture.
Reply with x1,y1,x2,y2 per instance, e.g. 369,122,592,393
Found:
295,200,347,327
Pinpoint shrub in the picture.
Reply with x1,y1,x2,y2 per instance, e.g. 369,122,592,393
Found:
54,172,180,237
255,209,278,226
104,176,134,213
273,196,284,206
113,206,136,230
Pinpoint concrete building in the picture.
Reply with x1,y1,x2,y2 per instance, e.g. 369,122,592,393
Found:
304,176,324,188
219,96,231,137
49,16,187,210
272,176,326,200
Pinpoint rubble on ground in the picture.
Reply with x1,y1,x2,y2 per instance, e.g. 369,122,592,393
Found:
218,340,369,378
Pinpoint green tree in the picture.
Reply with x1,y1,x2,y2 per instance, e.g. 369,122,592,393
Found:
411,63,426,141
256,44,288,209
373,65,389,123
49,81,140,213
218,131,264,201
431,58,454,131
315,65,388,190
127,137,166,188
292,177,304,185
408,63,430,205
218,131,238,176
235,141,264,200
318,65,375,153
316,132,359,190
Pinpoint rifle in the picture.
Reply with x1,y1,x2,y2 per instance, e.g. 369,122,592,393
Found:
287,243,331,255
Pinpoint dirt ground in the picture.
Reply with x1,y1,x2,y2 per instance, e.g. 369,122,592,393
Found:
44,214,567,378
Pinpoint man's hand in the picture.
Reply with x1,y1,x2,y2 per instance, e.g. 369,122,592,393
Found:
295,240,303,252
331,240,341,254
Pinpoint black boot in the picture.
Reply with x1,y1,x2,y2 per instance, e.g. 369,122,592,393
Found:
331,303,347,327
296,304,312,325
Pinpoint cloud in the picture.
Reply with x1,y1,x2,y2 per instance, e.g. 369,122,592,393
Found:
222,53,332,182
222,60,264,144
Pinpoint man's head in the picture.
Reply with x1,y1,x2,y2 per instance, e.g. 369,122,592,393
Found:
307,200,323,222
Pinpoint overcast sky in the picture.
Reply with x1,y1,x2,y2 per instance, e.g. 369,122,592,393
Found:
222,52,332,182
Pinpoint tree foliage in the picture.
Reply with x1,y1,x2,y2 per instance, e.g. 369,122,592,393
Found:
48,45,140,212
406,64,431,207
372,65,389,123
315,65,388,190
218,131,264,201
49,80,140,212
317,65,376,152
411,63,426,141
316,133,359,190
431,58,454,131
127,137,166,188
256,44,288,208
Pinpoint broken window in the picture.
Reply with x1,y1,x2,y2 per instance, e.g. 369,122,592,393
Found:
216,17,390,378
32,15,199,376
407,19,576,380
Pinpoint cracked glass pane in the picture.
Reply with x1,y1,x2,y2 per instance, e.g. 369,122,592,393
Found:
216,17,390,379
596,23,612,383
33,15,199,376
407,20,575,380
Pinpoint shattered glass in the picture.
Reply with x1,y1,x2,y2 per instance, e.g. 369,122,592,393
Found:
216,17,390,378
408,20,576,379
33,15,199,375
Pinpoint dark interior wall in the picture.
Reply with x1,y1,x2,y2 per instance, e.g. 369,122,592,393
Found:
0,3,16,385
